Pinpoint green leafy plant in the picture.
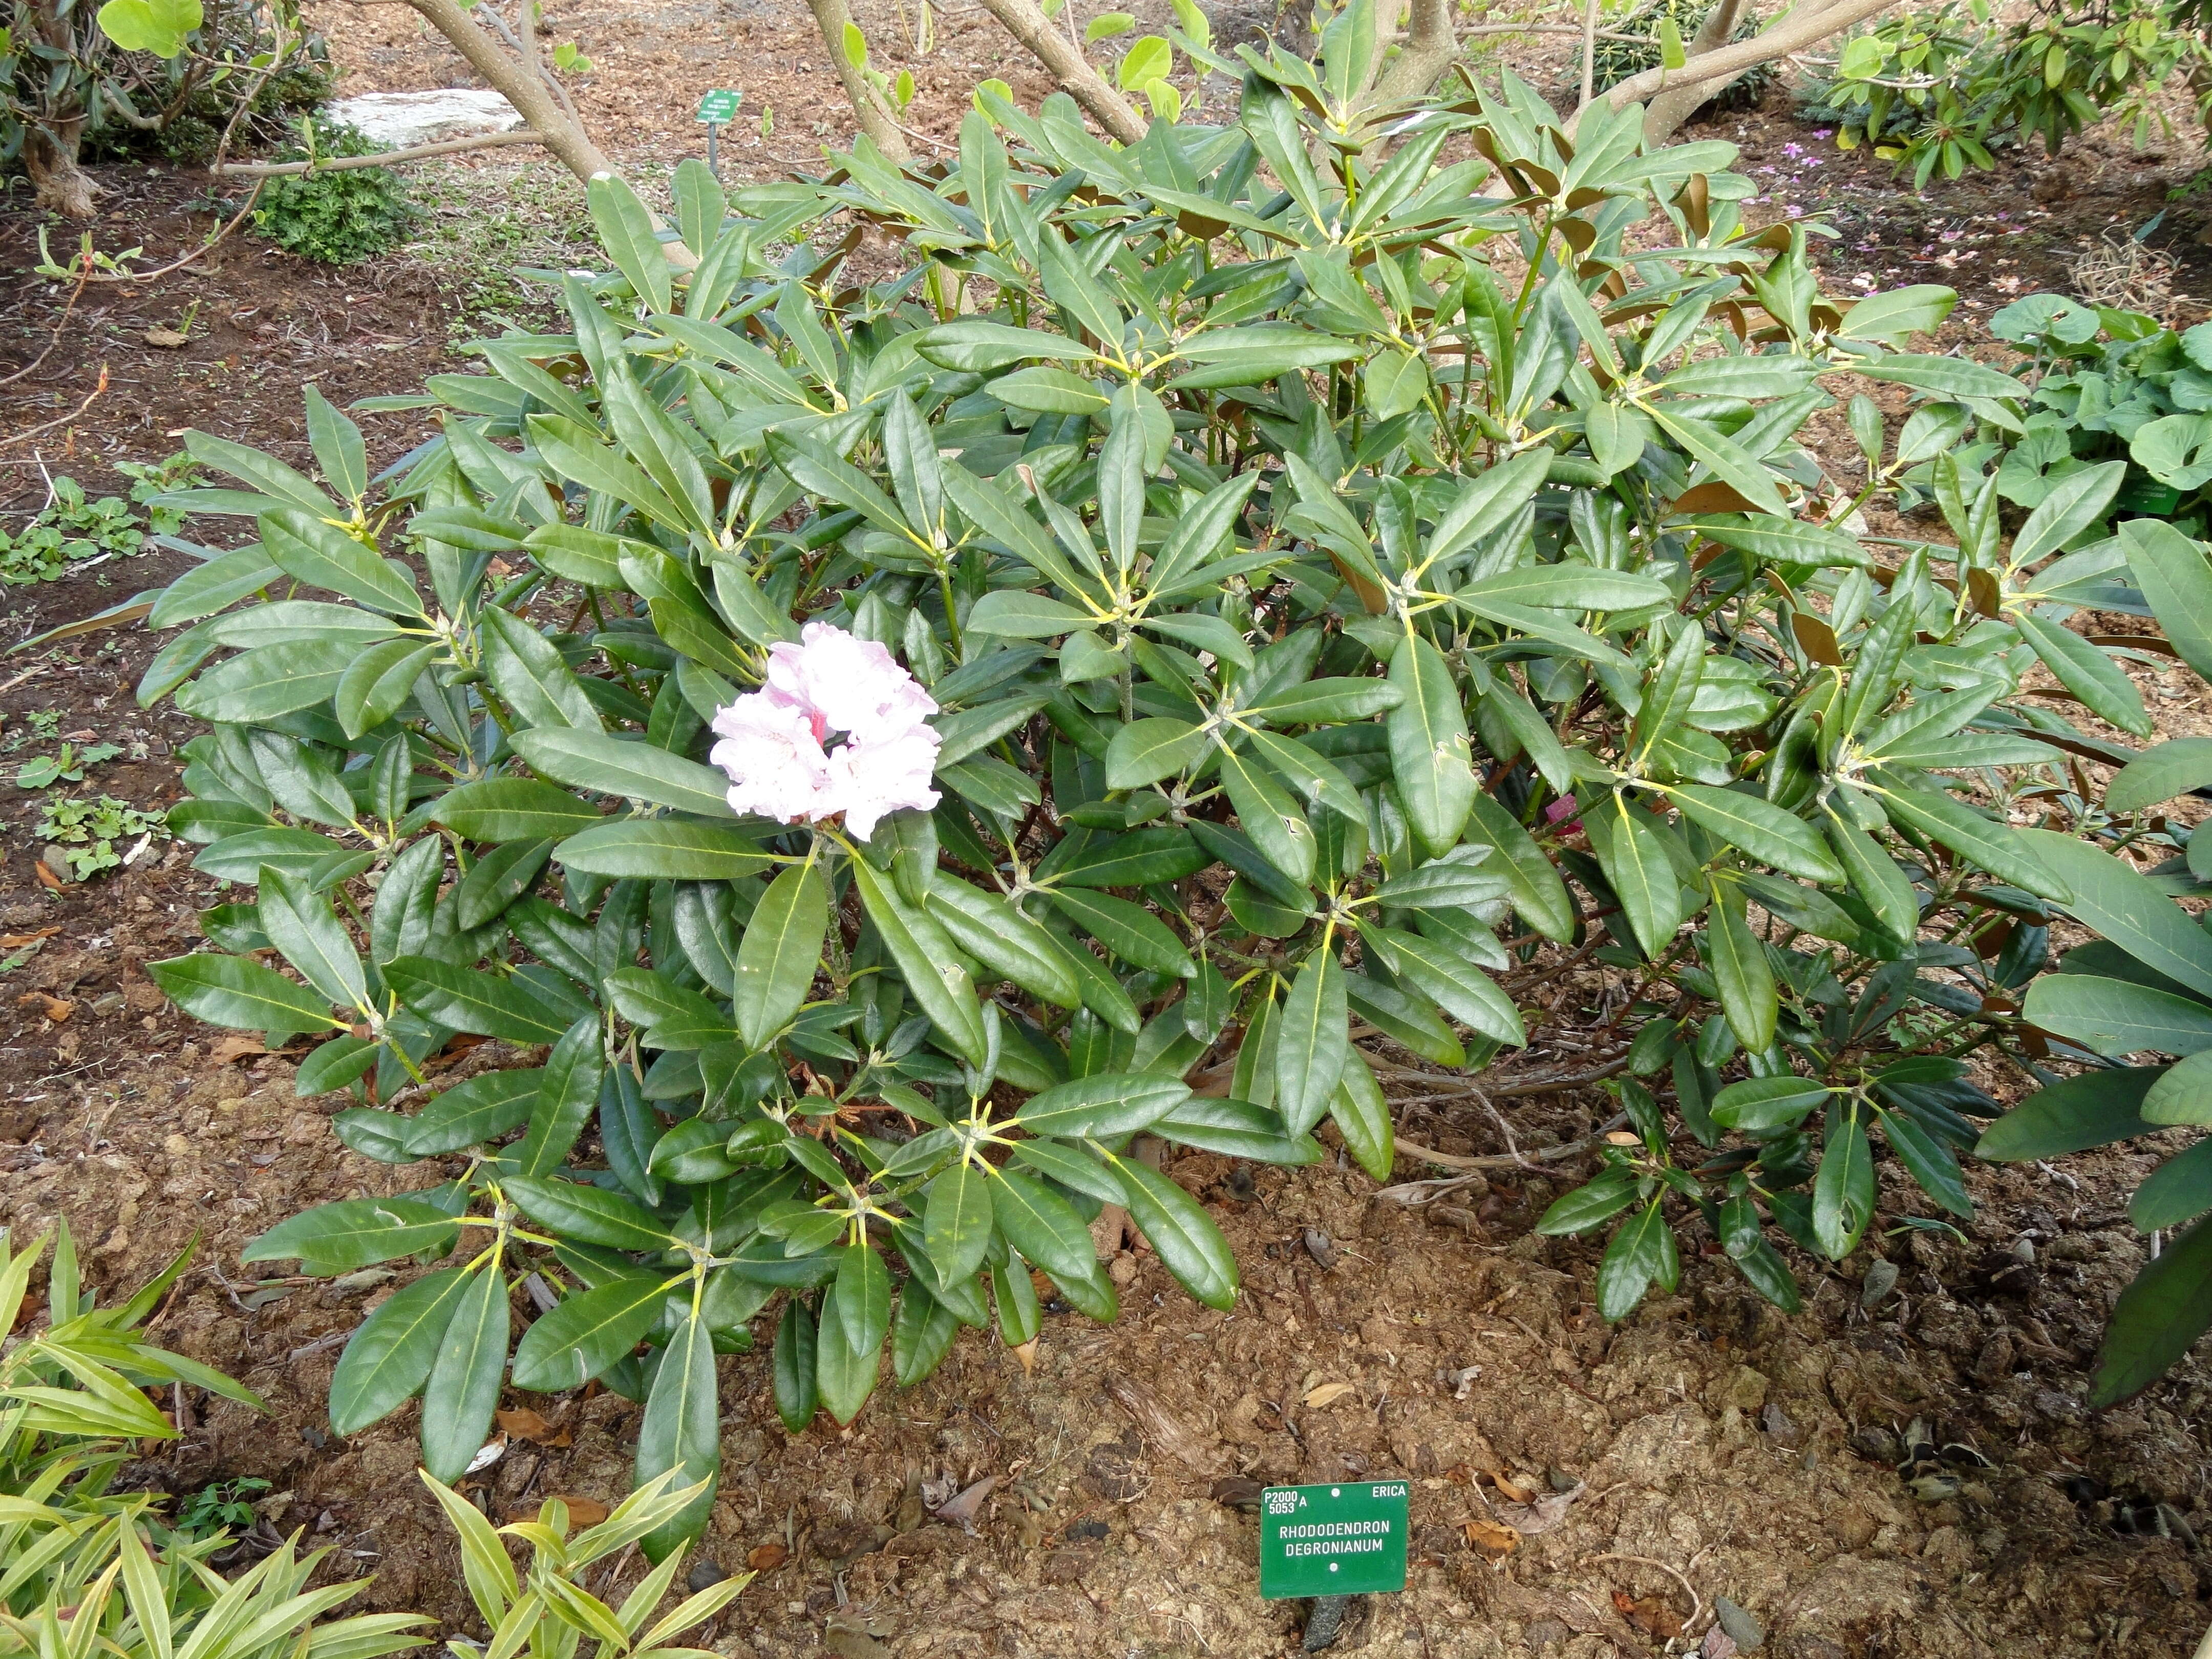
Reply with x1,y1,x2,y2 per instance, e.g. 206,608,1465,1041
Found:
134,17,2131,1558
173,1477,273,1538
250,119,418,265
0,473,175,584
1591,0,1776,113
1970,518,2212,1403
16,741,123,790
35,793,167,878
118,450,206,528
0,1222,433,1659
419,1469,749,1659
1941,292,2212,529
1801,0,2205,185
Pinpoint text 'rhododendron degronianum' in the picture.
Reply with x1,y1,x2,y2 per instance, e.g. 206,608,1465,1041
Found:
707,623,941,839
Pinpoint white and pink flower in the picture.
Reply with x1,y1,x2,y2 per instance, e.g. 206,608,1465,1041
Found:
709,622,940,840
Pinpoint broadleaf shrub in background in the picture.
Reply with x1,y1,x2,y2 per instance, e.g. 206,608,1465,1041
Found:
1975,517,2212,1406
134,19,2197,1554
251,119,418,265
1800,0,2205,185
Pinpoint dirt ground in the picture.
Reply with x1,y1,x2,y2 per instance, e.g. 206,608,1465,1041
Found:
5,12,2212,1658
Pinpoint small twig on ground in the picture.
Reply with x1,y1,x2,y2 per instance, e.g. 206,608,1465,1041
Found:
1582,1552,1703,1638
0,367,109,451
0,249,94,389
80,181,267,285
1392,1125,1612,1175
287,1330,351,1362
1363,1054,1630,1099
1475,1089,1541,1171
895,119,958,155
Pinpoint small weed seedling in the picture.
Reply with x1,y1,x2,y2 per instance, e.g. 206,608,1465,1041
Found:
174,1477,272,1538
3,710,63,754
0,453,199,584
35,795,168,879
15,740,122,790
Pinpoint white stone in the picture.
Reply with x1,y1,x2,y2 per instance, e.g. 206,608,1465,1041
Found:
324,89,524,147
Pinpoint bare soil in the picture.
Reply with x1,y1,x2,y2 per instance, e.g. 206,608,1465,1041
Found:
4,17,2212,1659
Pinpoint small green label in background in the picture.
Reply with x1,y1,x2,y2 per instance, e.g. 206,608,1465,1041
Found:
696,89,740,124
1258,1480,1409,1600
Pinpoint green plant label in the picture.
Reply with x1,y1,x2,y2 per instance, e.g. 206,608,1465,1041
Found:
1257,1480,1408,1600
696,89,740,123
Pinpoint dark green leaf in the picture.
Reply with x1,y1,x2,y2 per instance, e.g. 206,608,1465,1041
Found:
511,1271,669,1392
420,1264,508,1482
2092,1213,2212,1405
330,1267,473,1435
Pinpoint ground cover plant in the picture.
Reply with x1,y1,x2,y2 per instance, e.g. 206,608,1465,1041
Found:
0,458,194,586
0,1222,751,1655
0,1223,432,1659
249,120,420,265
125,17,2212,1560
1937,290,2212,530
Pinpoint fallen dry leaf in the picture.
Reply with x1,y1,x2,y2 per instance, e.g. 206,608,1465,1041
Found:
1478,1463,1533,1503
0,928,60,947
1105,1375,1222,1473
1011,1336,1039,1377
495,1406,570,1447
745,1541,788,1571
144,327,190,349
1302,1381,1357,1410
1494,1479,1586,1535
463,1434,507,1475
535,1495,609,1527
1613,1591,1683,1642
1462,1518,1520,1560
932,1475,999,1533
211,1034,266,1064
31,861,63,891
16,992,71,1023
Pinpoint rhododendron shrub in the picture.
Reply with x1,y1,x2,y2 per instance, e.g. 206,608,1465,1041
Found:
133,35,2121,1555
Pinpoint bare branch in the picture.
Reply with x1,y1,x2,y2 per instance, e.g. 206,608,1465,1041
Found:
803,0,915,162
81,181,268,285
1583,0,1893,120
1642,0,1749,145
0,246,93,388
212,129,548,177
402,0,618,183
0,365,108,450
971,0,1148,144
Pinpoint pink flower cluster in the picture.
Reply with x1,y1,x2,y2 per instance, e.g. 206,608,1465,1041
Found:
708,623,941,841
